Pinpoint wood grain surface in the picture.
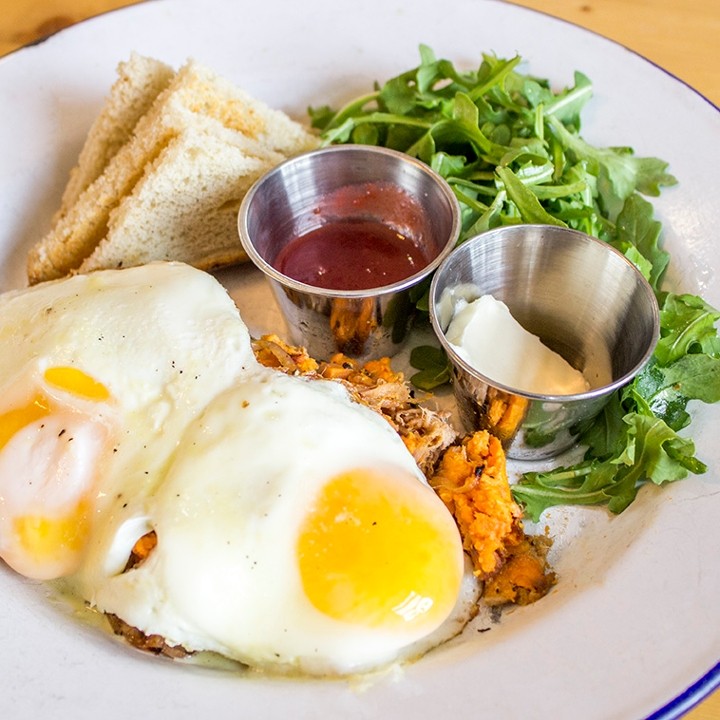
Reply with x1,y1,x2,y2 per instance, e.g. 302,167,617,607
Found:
0,0,718,718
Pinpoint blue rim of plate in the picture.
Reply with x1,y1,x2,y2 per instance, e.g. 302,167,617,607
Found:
646,661,720,719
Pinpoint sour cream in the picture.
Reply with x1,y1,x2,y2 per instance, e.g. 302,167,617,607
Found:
444,294,590,396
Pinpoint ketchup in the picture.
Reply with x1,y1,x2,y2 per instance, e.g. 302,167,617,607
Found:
272,180,434,291
275,220,429,291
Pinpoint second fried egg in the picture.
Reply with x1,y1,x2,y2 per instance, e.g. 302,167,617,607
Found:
95,369,467,676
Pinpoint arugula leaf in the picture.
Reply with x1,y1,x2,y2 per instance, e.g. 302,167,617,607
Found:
613,194,670,290
309,45,719,517
515,409,705,522
409,345,452,391
495,166,567,226
545,115,677,220
655,293,720,365
512,460,636,521
543,71,593,126
576,391,627,459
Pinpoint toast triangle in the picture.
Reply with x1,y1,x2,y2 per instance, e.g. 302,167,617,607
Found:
27,58,318,284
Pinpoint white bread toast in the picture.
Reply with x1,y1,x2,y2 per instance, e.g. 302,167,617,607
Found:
27,57,319,284
55,53,175,220
79,127,280,273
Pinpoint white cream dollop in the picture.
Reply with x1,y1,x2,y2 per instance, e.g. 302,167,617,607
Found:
445,294,590,396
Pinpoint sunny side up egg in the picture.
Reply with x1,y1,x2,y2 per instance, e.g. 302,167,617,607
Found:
0,262,255,580
0,261,473,677
95,372,468,675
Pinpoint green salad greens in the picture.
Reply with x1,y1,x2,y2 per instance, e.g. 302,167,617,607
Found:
309,45,720,520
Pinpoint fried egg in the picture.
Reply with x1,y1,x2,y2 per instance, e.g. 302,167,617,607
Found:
0,262,253,580
0,261,473,677
94,370,468,675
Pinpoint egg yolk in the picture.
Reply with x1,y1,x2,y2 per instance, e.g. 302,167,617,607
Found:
13,498,92,565
44,366,111,401
0,367,110,451
0,393,51,451
297,469,463,632
0,367,111,580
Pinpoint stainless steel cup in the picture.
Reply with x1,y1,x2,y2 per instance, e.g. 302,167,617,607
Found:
238,145,460,361
429,224,660,460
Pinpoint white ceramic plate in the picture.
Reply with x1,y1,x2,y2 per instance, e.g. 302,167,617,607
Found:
1,1,718,718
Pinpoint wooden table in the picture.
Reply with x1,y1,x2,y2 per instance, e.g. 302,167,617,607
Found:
1,0,718,717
